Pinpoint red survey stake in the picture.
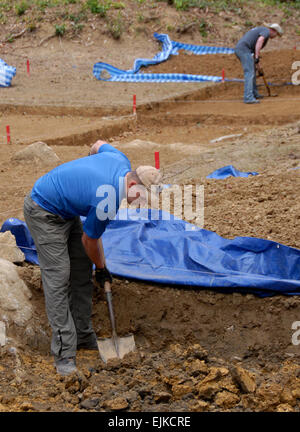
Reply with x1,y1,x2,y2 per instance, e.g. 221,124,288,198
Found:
155,151,160,169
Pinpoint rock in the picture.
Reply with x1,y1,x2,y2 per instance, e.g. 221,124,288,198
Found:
0,232,25,263
102,397,128,411
172,383,194,399
190,400,209,412
122,391,139,403
184,359,208,376
201,366,229,384
19,402,34,411
292,388,300,399
215,391,240,409
276,403,295,412
230,365,256,393
12,142,60,166
80,398,100,410
0,321,6,347
154,392,172,404
256,383,282,408
186,344,208,361
280,388,296,406
196,381,219,400
0,259,32,327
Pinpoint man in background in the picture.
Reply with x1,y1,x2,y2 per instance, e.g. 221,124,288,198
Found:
235,23,283,104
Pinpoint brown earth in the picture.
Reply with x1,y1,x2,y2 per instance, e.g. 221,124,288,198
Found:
0,3,300,413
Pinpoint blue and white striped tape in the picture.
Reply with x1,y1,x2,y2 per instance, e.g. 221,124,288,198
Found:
0,58,16,88
93,33,235,83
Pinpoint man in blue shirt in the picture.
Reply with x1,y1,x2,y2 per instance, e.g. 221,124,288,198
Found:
235,23,283,104
23,140,162,376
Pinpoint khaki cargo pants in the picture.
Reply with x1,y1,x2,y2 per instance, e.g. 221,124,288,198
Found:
24,194,96,360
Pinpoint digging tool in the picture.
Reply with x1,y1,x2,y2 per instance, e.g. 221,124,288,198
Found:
97,281,136,363
256,65,278,97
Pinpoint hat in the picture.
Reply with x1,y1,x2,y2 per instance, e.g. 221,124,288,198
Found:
136,166,162,190
266,23,283,36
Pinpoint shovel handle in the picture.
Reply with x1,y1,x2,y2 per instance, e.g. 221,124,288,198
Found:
104,281,111,293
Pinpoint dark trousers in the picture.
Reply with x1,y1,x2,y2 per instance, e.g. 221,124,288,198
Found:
24,194,95,359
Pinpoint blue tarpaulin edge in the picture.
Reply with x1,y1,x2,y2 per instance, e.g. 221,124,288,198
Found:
0,58,16,87
207,165,259,179
1,209,300,298
93,33,235,83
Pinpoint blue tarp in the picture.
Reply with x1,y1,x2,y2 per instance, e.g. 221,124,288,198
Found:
207,165,259,179
0,59,16,87
93,33,234,83
1,210,300,297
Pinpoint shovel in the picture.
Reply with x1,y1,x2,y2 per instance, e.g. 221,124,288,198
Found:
256,66,278,97
97,281,136,363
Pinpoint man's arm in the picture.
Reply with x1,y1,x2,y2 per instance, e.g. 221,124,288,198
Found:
255,36,265,61
82,232,105,268
89,140,108,156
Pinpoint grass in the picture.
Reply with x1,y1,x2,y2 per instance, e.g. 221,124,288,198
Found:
86,0,111,15
107,12,123,38
54,22,66,35
0,0,298,42
15,1,30,15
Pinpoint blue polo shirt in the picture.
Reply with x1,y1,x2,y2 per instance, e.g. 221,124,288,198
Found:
31,144,131,238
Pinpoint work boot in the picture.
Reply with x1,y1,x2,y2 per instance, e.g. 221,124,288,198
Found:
244,99,260,104
77,339,98,351
55,357,77,376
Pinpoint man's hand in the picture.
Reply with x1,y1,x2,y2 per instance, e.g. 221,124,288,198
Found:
95,266,113,288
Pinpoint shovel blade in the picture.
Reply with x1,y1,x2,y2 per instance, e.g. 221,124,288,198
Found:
97,334,136,363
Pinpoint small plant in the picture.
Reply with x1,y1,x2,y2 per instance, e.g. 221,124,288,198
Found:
26,19,37,32
86,0,111,16
72,22,84,34
6,34,15,43
55,23,66,36
15,1,29,16
112,2,125,9
107,13,123,39
137,12,144,22
36,0,53,12
174,0,190,11
69,11,87,23
244,20,253,28
198,19,207,37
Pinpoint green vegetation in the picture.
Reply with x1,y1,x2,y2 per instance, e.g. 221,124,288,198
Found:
157,0,300,12
198,18,208,37
107,12,123,38
55,22,66,35
0,0,298,43
86,0,111,16
15,1,30,16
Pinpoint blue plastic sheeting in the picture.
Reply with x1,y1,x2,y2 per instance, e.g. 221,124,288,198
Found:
1,217,37,264
93,33,234,83
207,165,259,179
1,210,300,297
0,59,16,87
